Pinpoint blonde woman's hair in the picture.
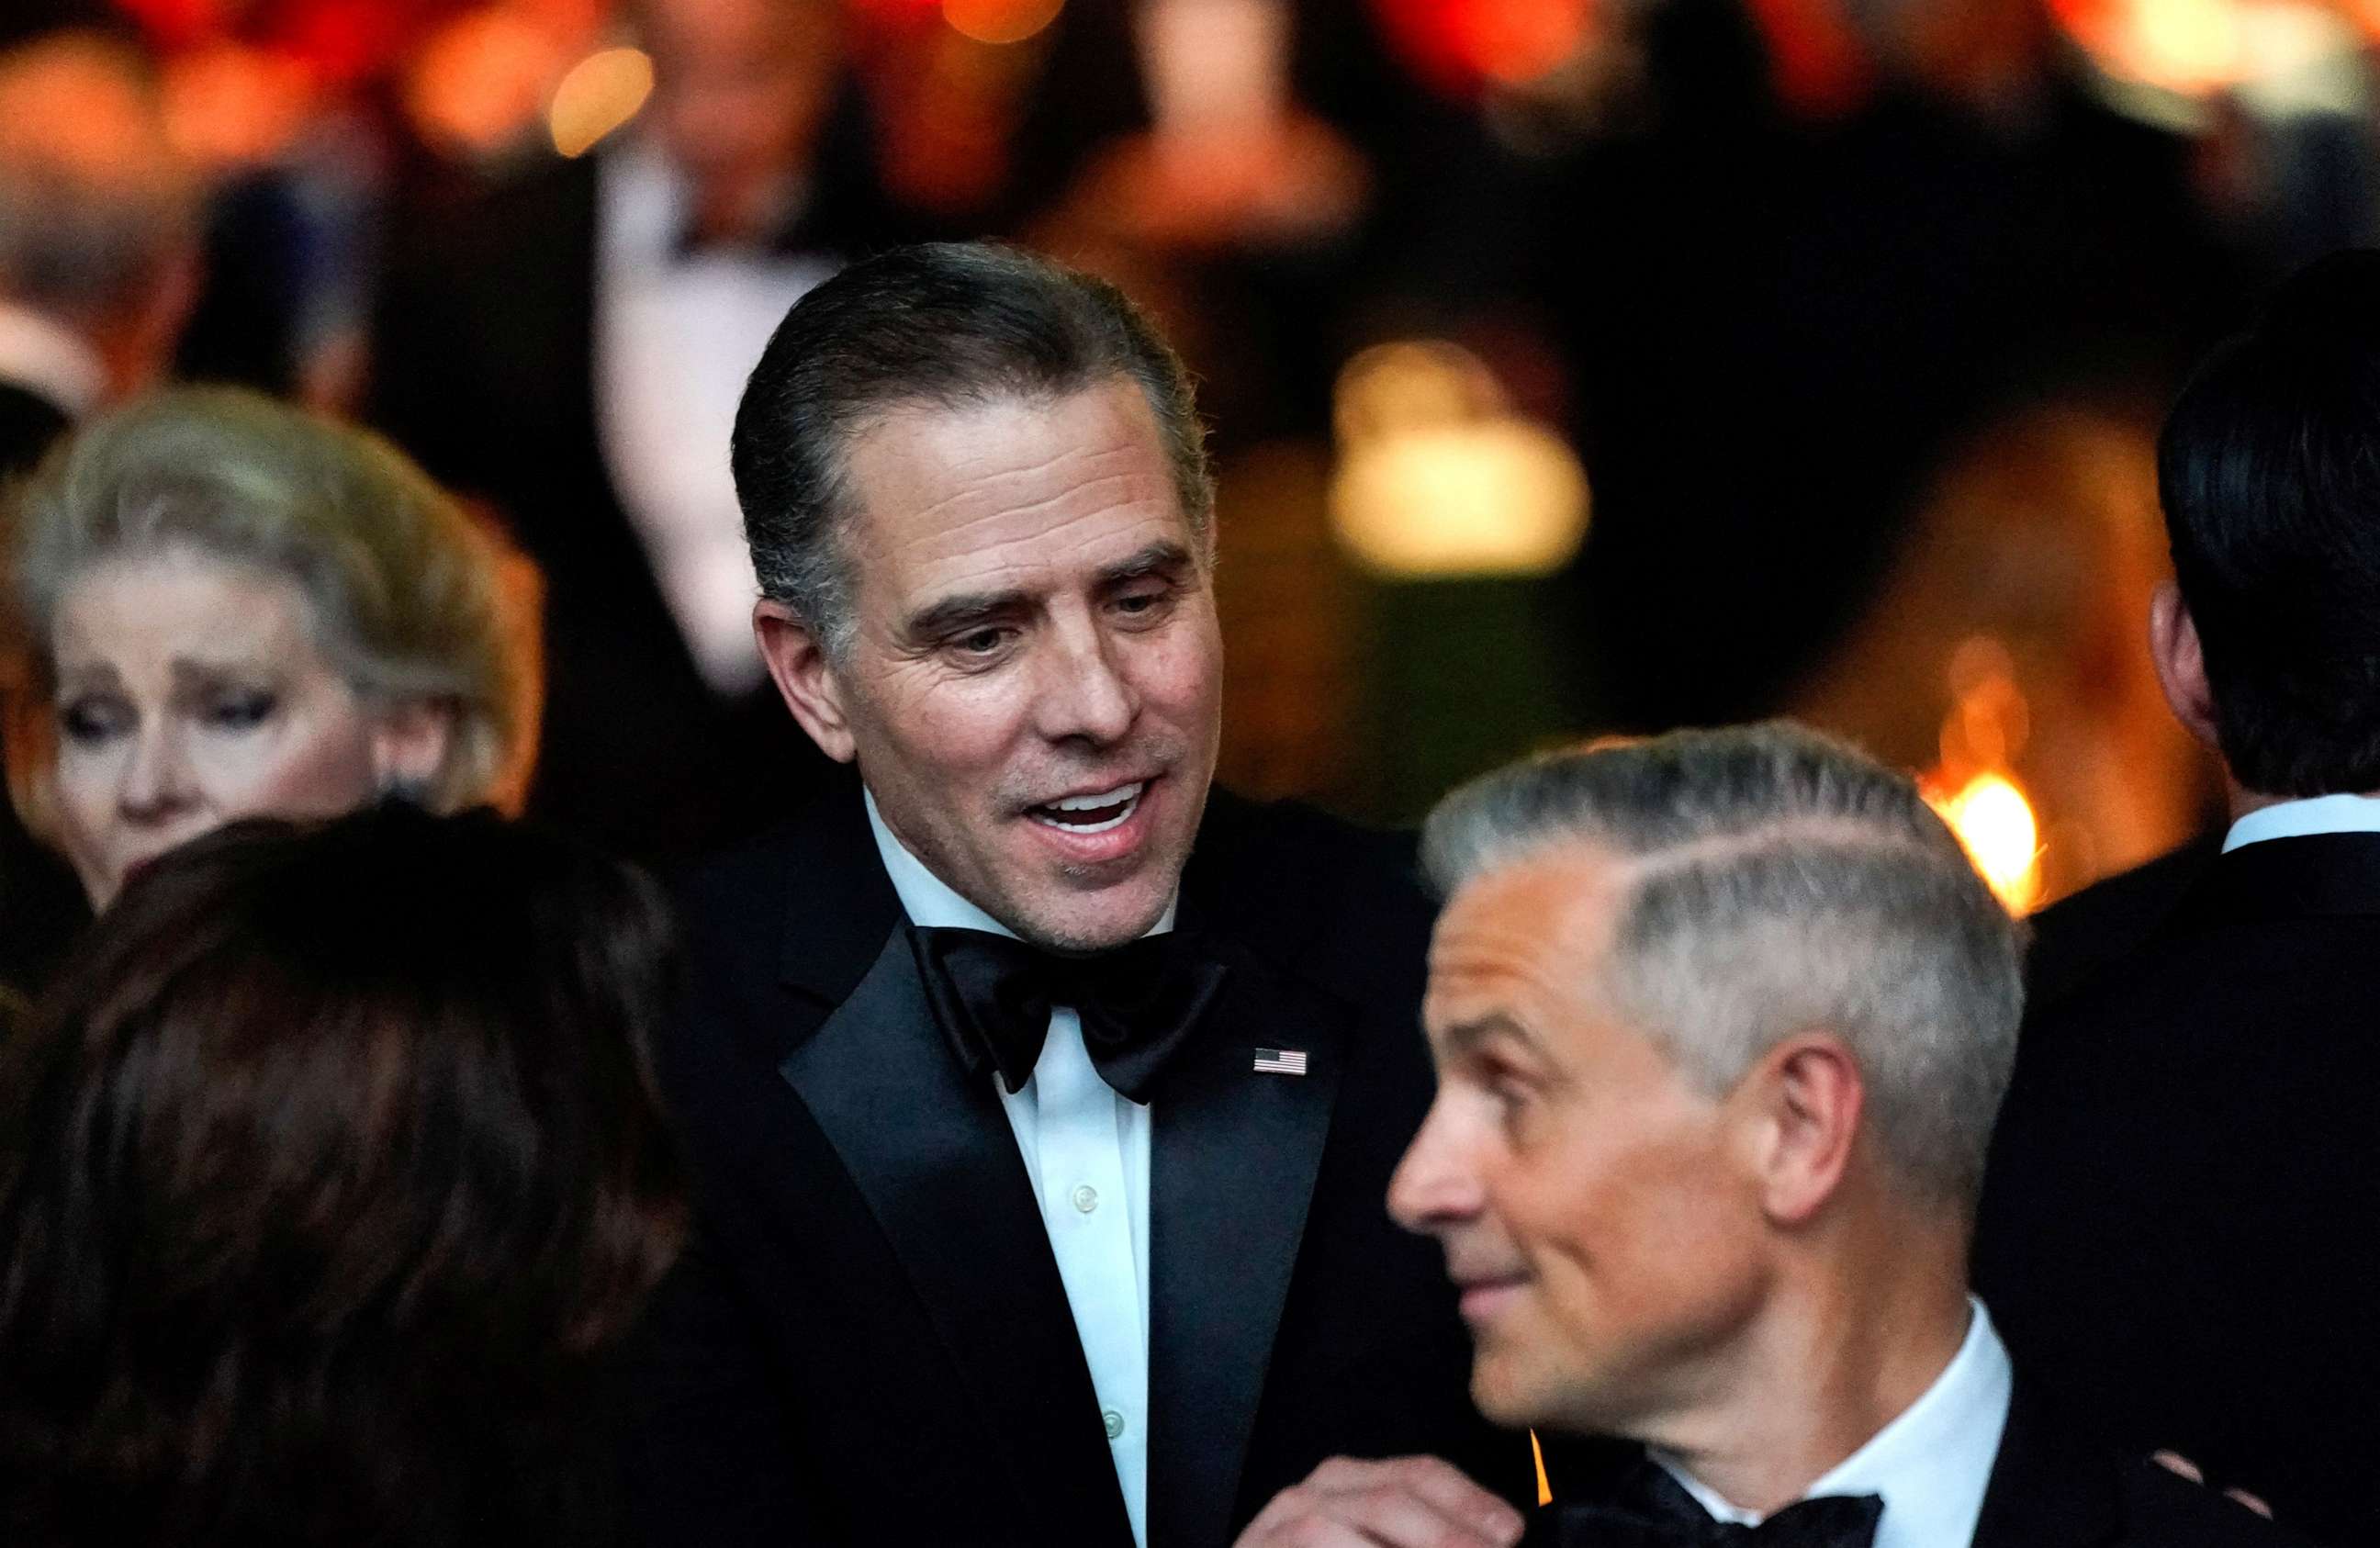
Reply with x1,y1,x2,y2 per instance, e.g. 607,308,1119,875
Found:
2,387,540,840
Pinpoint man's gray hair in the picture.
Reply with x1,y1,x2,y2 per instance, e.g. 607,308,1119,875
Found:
1421,722,2024,1209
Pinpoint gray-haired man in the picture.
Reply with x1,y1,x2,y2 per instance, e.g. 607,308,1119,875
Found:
1242,724,2296,1548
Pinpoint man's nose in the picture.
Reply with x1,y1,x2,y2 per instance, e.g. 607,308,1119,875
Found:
118,722,197,821
1387,1095,1484,1237
1034,614,1139,745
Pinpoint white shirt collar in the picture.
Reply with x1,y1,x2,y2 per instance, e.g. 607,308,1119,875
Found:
0,301,105,420
1654,1296,2014,1548
594,133,812,269
594,137,688,268
861,786,1177,938
2221,791,2380,853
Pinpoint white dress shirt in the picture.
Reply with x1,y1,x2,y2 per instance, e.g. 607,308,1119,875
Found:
1654,1297,2015,1548
0,300,105,420
865,790,1162,1548
592,139,836,697
2222,791,2380,852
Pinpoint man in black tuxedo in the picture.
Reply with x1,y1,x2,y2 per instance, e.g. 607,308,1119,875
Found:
368,0,890,866
1246,724,2289,1548
626,243,1530,1547
1973,251,2380,1544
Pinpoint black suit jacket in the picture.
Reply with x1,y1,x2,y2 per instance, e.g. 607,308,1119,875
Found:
1528,1389,2302,1546
368,150,882,866
0,377,65,477
1975,833,2380,1544
628,781,1530,1547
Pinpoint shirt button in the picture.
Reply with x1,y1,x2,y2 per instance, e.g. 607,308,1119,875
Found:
1072,1184,1099,1214
1104,1409,1126,1440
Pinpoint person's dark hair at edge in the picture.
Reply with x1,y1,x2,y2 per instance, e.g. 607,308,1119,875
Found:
2160,247,2380,796
730,240,1214,657
0,803,687,1547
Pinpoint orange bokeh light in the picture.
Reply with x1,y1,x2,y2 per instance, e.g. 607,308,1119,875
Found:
1929,770,2044,914
1374,0,1595,93
1462,0,1594,84
943,0,1067,46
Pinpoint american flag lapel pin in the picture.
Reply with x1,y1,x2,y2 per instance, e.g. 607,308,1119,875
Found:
1252,1047,1308,1076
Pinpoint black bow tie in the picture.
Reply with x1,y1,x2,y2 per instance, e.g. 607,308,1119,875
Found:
908,926,1230,1105
1533,1459,1883,1548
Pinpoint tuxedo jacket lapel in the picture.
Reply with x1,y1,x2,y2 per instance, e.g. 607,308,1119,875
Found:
1146,949,1351,1548
1969,1389,2120,1548
778,926,1136,1545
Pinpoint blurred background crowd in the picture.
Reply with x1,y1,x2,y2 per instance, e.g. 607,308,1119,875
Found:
5,0,2354,915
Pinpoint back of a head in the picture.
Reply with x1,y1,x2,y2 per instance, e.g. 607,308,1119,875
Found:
0,804,685,1546
2161,249,2380,795
1422,723,2025,1212
0,27,195,335
730,241,1211,656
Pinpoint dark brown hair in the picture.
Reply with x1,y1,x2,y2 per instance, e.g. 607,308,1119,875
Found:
0,802,686,1545
2160,248,2380,795
731,240,1214,658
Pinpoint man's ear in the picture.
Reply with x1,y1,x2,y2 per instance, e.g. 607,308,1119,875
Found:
2150,581,2223,752
756,600,857,763
369,699,455,794
1743,1034,1864,1226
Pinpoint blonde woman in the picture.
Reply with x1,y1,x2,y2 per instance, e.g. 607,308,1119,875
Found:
3,387,538,912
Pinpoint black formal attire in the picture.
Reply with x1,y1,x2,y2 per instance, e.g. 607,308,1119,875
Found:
0,377,89,997
628,780,1530,1547
367,138,893,865
0,378,65,476
1527,1390,2303,1547
1975,831,2380,1544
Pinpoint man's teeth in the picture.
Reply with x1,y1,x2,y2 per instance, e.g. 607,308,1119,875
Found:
1032,782,1145,833
1050,781,1145,812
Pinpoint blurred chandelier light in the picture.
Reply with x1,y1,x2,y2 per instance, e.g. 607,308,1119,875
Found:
1930,771,2043,914
2054,0,2367,107
549,46,654,158
1921,638,2044,914
1328,341,1589,579
944,0,1067,44
1372,0,1596,92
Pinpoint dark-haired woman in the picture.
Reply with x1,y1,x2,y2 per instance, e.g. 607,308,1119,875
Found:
0,803,684,1546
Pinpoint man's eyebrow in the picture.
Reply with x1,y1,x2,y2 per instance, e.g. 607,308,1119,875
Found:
1096,541,1195,587
1438,1012,1543,1060
904,589,1029,641
904,543,1196,639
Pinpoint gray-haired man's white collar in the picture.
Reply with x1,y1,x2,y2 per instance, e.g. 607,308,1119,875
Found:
0,300,105,421
2222,792,2380,853
861,785,1177,938
1652,1296,2013,1548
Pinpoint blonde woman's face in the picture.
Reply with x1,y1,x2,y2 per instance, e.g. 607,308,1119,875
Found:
47,544,440,908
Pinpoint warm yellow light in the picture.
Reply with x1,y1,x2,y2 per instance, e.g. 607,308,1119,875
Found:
1330,421,1589,578
1931,771,2043,914
2130,0,2240,88
549,47,653,158
944,0,1067,45
1329,340,1589,579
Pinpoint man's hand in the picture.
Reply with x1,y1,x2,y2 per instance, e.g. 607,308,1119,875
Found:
2150,1450,2275,1519
1235,1455,1528,1548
